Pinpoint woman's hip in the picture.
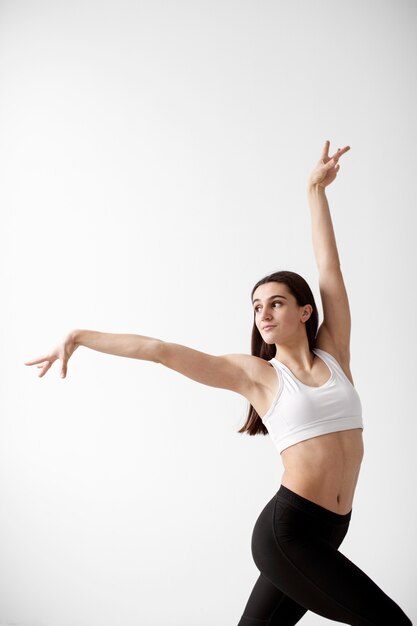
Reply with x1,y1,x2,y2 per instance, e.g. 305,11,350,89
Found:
251,484,351,568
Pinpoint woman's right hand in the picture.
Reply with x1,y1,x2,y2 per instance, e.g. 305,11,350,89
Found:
24,330,79,378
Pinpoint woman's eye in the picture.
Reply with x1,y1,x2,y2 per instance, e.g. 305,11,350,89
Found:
254,302,281,313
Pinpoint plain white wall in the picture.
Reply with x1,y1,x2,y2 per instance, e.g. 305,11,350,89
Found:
1,0,416,624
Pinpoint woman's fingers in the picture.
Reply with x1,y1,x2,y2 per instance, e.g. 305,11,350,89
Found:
320,141,350,164
323,147,350,171
38,361,53,377
330,145,350,162
60,358,68,378
24,356,49,366
25,353,60,378
321,140,330,161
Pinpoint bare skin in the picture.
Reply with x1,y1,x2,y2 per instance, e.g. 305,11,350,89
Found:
25,140,361,515
245,328,363,515
25,327,363,516
246,141,363,515
249,241,363,514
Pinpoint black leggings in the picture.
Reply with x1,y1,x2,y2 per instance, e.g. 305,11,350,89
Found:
238,485,412,626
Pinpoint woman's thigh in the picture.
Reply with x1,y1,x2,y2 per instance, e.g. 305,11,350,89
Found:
238,489,349,626
248,490,411,626
238,492,313,625
237,571,307,626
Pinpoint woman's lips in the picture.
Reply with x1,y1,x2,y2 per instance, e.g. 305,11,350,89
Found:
263,326,276,331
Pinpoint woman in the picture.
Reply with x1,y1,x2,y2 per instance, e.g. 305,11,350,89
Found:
25,141,412,625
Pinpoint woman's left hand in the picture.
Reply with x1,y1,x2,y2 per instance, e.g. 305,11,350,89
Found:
308,140,350,189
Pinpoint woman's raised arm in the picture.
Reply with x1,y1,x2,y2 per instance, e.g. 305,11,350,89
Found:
307,140,350,270
307,140,352,359
24,329,262,398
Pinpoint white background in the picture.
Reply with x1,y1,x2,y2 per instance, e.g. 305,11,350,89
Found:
1,1,416,624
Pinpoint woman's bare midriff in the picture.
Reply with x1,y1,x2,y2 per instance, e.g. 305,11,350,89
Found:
280,429,364,514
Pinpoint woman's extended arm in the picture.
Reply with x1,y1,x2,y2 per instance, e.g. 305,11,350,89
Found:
307,140,352,358
24,329,263,398
74,329,161,362
307,140,350,271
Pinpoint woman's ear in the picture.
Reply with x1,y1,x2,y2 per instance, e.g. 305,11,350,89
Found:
301,304,313,322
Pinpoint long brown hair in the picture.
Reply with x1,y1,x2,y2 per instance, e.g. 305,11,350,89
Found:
238,270,319,436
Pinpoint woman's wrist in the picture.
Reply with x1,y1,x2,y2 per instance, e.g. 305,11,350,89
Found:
307,182,326,195
69,329,82,346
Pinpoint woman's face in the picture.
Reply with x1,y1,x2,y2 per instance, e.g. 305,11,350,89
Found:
252,282,310,345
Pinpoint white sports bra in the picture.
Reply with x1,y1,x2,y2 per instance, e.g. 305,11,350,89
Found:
261,348,363,454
